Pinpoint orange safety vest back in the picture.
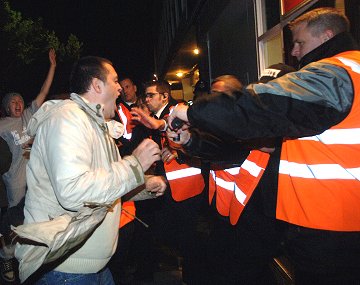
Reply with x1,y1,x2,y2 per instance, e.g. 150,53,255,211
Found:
164,158,205,201
277,51,360,231
119,201,136,228
209,150,270,225
162,104,205,201
116,103,135,140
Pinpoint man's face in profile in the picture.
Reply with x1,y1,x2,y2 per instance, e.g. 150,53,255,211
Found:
291,22,327,61
100,63,121,119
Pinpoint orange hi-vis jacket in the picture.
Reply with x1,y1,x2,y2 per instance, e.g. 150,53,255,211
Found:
119,201,136,228
277,51,360,231
116,103,136,140
116,103,136,228
209,150,270,225
164,157,204,201
161,104,204,202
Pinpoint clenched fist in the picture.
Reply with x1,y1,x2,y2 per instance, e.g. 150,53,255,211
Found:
132,138,161,172
145,175,167,197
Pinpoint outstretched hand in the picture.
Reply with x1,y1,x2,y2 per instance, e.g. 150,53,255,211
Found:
35,48,57,107
130,107,164,130
132,138,161,172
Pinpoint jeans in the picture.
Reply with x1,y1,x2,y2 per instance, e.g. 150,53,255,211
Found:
34,267,114,285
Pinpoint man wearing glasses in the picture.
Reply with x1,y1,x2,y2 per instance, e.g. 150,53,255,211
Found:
127,80,179,282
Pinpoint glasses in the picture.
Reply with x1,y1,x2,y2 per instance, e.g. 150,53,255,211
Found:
145,92,162,98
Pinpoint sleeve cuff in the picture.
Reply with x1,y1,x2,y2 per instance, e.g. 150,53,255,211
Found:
159,119,167,131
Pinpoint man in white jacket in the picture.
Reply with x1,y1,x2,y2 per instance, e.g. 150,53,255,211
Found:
15,56,166,284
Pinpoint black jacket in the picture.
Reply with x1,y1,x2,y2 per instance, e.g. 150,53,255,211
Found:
188,32,359,141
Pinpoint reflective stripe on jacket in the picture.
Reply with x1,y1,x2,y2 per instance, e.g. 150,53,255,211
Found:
164,159,204,201
277,51,360,231
209,150,270,224
117,103,135,140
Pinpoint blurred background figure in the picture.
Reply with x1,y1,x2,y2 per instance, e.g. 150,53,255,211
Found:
0,137,11,219
0,48,56,283
119,77,138,108
211,74,242,96
192,79,209,102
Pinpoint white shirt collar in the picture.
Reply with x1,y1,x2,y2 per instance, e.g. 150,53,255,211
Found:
155,103,168,118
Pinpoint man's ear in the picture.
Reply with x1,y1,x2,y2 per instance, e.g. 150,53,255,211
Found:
321,30,334,43
162,92,168,100
91,77,103,93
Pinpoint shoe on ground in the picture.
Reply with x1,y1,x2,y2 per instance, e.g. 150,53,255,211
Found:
0,258,15,282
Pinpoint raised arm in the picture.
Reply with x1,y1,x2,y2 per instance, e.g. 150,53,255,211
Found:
187,63,353,140
130,107,166,130
34,48,57,107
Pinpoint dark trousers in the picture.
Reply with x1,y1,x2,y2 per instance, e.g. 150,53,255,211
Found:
204,203,360,285
205,203,286,285
128,196,163,281
108,221,135,285
130,188,210,284
286,225,360,285
0,197,25,242
161,190,210,285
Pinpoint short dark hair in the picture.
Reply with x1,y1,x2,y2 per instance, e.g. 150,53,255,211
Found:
69,56,113,94
143,80,171,95
119,76,135,84
289,7,349,36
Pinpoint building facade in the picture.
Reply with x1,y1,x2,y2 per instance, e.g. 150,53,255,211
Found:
153,0,359,100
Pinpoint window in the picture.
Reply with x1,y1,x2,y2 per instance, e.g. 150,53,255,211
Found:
255,0,320,78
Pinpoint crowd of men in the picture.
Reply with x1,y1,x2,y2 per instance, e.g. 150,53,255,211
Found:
0,6,359,285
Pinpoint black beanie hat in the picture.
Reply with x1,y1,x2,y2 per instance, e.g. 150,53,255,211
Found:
259,63,296,83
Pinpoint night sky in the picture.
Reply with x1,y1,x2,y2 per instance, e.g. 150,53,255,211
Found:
9,0,157,97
